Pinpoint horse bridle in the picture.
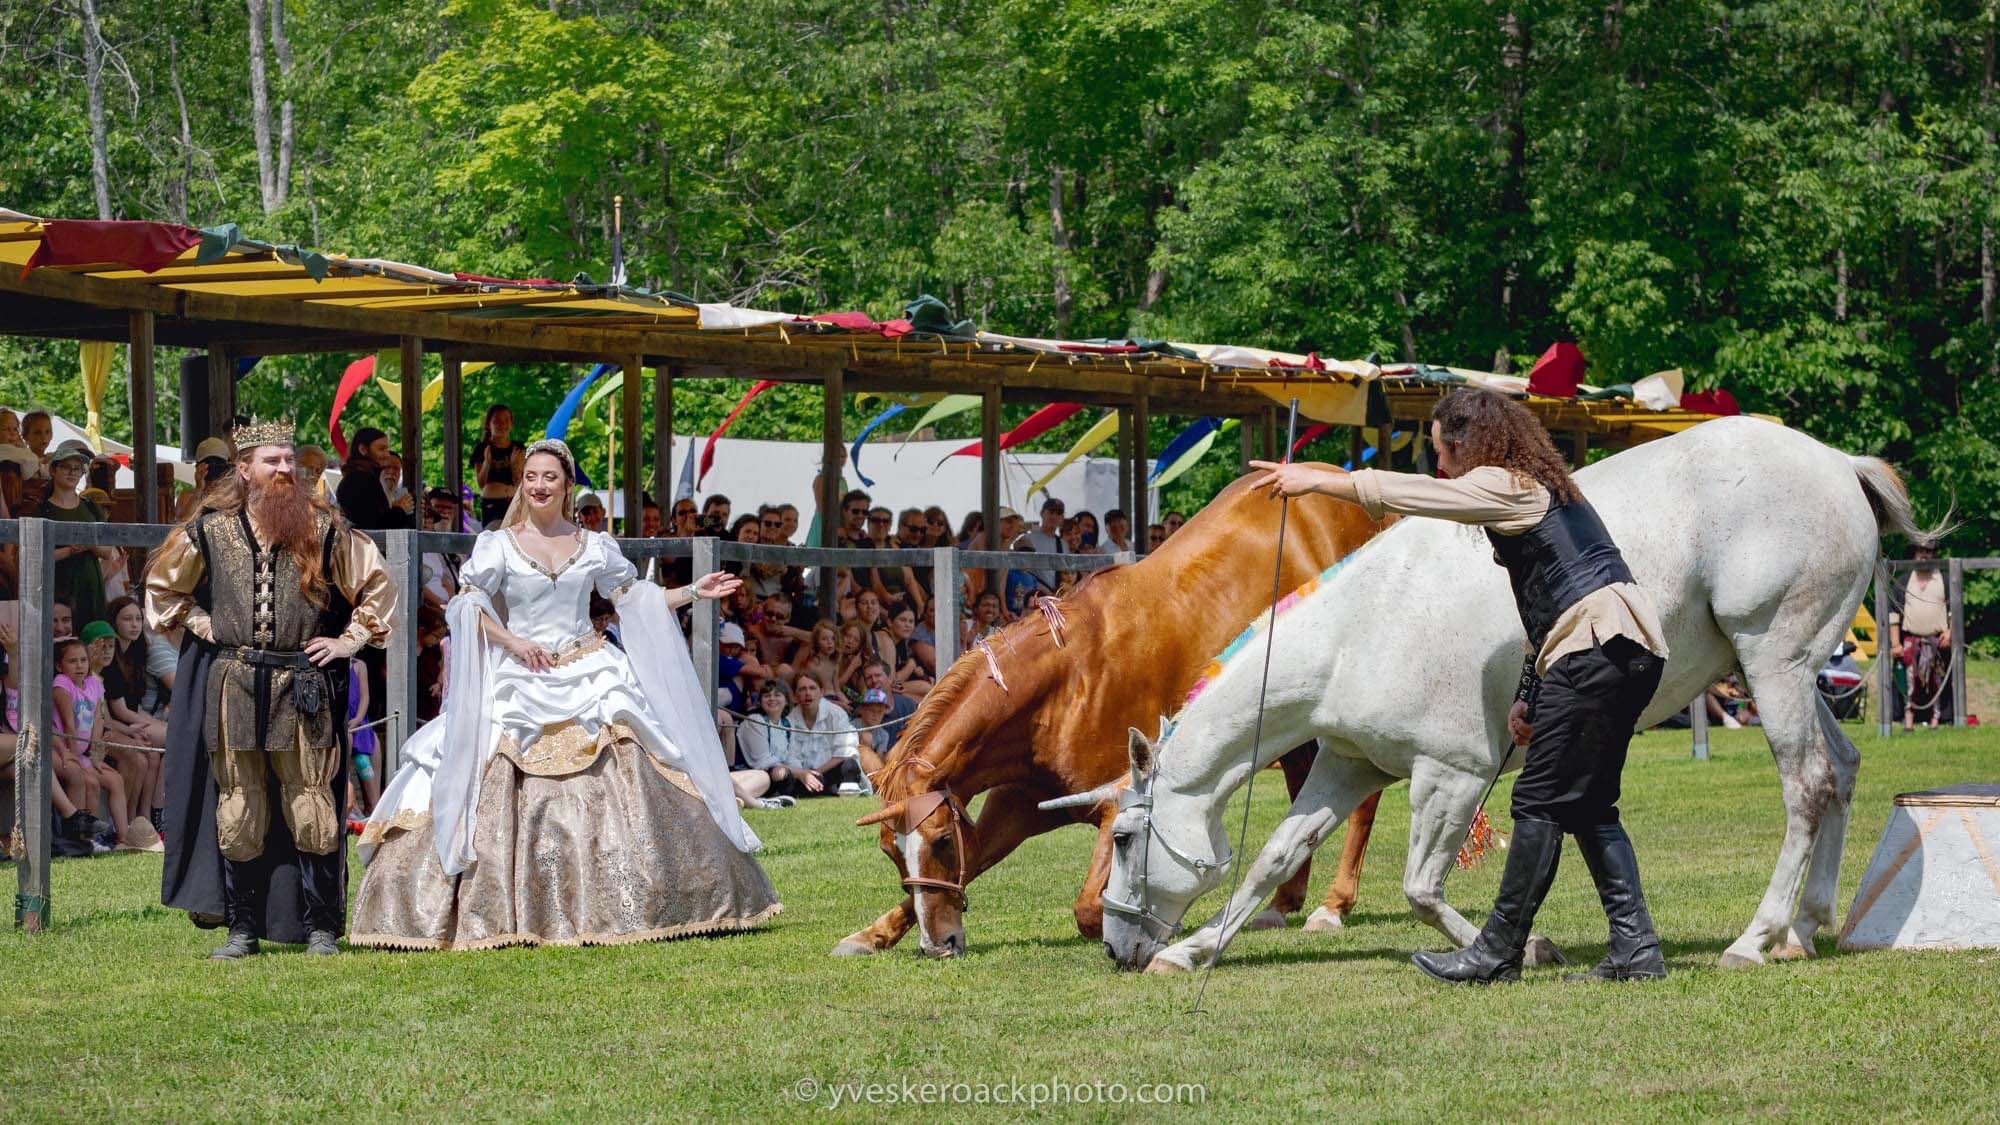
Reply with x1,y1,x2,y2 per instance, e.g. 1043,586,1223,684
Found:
1099,773,1233,937
888,788,978,912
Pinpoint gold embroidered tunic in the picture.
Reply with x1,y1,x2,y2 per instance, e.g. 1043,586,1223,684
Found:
146,510,395,857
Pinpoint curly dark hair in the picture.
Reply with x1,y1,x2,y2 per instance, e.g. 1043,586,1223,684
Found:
1428,388,1583,504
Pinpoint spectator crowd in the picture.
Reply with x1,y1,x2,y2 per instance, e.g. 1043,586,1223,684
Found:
0,402,1184,850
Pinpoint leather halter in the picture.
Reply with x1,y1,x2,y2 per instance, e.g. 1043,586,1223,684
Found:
892,788,977,912
1099,775,1232,937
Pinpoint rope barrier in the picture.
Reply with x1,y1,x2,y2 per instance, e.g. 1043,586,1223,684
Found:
1904,641,1957,713
717,705,908,735
51,711,399,756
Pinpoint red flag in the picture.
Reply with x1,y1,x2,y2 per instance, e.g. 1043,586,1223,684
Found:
698,379,779,486
1680,388,1740,416
327,355,377,458
21,219,202,278
946,402,1083,461
1525,342,1586,398
1289,423,1332,458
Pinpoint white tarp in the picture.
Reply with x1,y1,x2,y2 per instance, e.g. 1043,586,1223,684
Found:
1838,785,2000,952
574,434,1155,526
0,405,202,487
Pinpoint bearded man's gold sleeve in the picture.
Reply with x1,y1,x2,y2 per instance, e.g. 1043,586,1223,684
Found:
332,527,398,650
144,528,215,642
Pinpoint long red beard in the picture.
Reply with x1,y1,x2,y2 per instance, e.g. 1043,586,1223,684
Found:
247,473,326,606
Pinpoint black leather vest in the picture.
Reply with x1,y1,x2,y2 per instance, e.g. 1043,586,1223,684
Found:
1486,496,1633,651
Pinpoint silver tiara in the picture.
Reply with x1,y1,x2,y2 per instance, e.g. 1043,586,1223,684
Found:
525,437,575,467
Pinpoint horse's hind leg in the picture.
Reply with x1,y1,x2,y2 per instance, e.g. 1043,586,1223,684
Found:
1774,697,1860,959
1304,790,1381,934
1721,630,1852,969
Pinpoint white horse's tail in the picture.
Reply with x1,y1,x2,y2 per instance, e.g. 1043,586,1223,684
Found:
1848,455,1951,544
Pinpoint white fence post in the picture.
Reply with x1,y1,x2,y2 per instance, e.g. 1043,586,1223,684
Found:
933,546,960,672
692,537,719,712
383,529,421,779
13,519,54,931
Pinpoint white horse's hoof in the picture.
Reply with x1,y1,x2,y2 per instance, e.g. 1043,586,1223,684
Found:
1523,934,1569,967
1247,908,1288,931
1301,906,1346,934
1145,953,1193,975
829,937,880,957
1718,948,1764,970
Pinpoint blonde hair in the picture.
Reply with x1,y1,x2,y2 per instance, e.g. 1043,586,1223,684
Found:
499,439,578,527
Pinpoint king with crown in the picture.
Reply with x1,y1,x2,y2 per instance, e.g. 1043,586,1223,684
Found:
144,419,398,958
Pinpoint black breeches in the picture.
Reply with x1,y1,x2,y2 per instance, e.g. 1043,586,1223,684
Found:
1511,637,1664,833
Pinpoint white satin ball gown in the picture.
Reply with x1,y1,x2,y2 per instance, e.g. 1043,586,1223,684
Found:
350,529,780,950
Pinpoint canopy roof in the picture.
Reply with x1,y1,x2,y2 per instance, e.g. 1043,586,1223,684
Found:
0,208,1722,442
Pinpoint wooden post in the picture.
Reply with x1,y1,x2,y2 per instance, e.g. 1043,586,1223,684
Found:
205,345,233,441
1262,407,1278,461
383,529,421,778
1949,556,1967,727
692,536,719,711
653,363,677,518
1131,395,1150,550
981,382,1002,588
1690,688,1710,761
1413,420,1431,475
817,369,845,616
1348,426,1365,470
1376,421,1393,470
932,546,961,673
1571,430,1590,470
13,519,53,931
398,336,424,506
1238,413,1256,473
621,356,643,536
1114,407,1131,521
128,311,157,524
441,356,463,523
1875,561,1893,740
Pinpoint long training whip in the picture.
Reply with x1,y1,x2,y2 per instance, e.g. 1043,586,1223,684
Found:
1190,398,1299,1014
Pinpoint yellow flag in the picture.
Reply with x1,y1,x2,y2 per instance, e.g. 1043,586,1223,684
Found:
1025,409,1120,496
80,341,113,445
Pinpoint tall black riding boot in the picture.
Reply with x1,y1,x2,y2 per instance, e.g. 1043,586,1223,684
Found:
1565,822,1666,982
211,859,263,960
1412,817,1564,985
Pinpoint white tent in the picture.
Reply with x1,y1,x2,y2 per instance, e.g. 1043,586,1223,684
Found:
575,434,1157,528
0,405,203,487
1838,785,2000,952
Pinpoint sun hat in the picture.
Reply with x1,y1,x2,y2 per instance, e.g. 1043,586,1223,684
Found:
576,492,605,511
0,444,37,474
48,438,95,466
80,619,116,642
996,506,1021,521
719,622,747,646
193,436,233,463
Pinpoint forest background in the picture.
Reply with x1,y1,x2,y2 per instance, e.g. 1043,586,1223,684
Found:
1,0,1994,642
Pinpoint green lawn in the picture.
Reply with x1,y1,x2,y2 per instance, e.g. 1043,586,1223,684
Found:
7,723,2000,1121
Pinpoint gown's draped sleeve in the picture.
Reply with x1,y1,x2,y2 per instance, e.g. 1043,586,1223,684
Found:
430,531,507,875
143,527,214,642
593,532,639,601
615,576,762,853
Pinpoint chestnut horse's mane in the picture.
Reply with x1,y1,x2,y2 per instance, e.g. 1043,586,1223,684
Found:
881,562,1128,793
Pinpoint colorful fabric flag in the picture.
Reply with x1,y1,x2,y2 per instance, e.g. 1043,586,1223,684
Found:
1025,409,1120,496
327,354,377,458
1152,419,1239,488
1148,417,1221,483
1525,342,1587,399
22,219,201,278
895,394,982,457
849,404,908,488
79,341,113,446
942,402,1083,466
698,379,779,486
545,363,614,439
1290,423,1332,458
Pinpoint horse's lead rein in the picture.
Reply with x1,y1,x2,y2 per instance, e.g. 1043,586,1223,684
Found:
1191,397,1300,1013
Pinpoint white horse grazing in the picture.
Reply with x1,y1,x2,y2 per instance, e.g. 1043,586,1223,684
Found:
1044,418,1924,974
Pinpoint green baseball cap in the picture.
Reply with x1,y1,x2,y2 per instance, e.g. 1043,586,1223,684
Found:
80,619,116,642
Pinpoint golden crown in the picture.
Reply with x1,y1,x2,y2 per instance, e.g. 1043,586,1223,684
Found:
230,418,296,451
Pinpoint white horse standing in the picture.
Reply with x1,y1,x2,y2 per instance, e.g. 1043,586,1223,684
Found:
1046,418,1924,973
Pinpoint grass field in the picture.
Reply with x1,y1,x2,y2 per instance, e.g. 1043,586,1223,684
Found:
7,722,2000,1121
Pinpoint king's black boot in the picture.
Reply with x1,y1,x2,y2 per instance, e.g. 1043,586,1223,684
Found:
1412,817,1564,985
1565,822,1666,982
211,860,262,961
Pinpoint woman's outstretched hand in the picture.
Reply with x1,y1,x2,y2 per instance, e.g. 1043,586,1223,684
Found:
692,571,742,601
1248,460,1348,500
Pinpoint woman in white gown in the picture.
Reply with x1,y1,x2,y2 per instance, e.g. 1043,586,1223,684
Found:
350,440,780,950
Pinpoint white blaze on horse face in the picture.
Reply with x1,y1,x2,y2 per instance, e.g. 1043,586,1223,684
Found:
898,830,932,949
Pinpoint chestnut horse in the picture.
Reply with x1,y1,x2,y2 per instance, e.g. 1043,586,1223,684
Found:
836,476,1388,958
